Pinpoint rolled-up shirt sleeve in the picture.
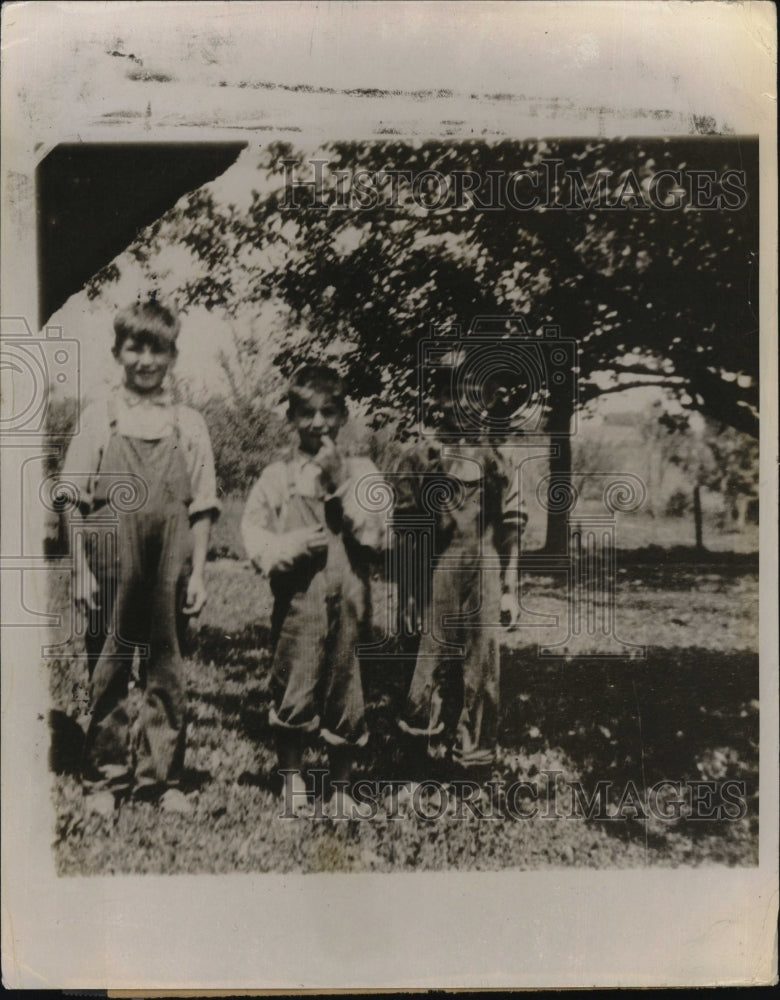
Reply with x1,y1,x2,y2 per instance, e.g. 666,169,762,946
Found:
241,463,298,576
180,408,221,520
58,401,108,515
337,457,389,552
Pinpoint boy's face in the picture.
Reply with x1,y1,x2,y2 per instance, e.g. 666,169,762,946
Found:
116,335,176,395
290,388,346,455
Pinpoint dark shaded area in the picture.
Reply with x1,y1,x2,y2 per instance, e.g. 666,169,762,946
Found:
614,547,759,570
499,646,759,812
361,645,759,815
194,683,273,743
37,142,245,324
191,622,273,667
236,768,281,796
179,767,212,794
49,580,758,859
187,623,275,747
185,621,759,791
181,624,759,823
48,709,84,775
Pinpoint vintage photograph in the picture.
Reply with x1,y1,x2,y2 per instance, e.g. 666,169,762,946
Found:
2,1,776,990
41,136,760,875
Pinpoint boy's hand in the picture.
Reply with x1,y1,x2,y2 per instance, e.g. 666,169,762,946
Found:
313,435,345,491
500,591,520,630
183,571,208,616
73,568,100,616
272,525,328,573
290,524,328,556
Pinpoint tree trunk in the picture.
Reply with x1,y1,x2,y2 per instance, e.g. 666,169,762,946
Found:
542,392,574,555
693,484,704,552
734,493,749,531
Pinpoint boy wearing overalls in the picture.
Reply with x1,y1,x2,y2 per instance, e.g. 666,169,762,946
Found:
62,300,220,817
241,365,385,818
394,369,524,775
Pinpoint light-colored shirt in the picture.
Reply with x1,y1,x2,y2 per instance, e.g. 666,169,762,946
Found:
61,385,220,519
241,449,387,576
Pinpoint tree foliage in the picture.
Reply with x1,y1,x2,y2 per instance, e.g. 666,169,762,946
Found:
86,138,759,550
98,137,758,438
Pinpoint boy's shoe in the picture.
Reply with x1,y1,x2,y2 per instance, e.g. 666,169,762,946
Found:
84,790,117,818
159,788,193,816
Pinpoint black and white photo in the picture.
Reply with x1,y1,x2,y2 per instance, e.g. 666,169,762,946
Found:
1,1,776,990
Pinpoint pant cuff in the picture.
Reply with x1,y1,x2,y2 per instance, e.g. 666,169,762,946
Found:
82,764,133,794
452,746,496,767
268,705,320,734
397,718,445,738
320,727,369,748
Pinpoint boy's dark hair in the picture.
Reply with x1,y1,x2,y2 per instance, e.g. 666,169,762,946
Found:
287,364,347,416
113,299,181,356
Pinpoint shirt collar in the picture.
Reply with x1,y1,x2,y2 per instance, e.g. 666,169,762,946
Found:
120,384,173,408
293,447,322,470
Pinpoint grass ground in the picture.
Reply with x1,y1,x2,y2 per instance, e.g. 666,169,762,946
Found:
48,544,759,874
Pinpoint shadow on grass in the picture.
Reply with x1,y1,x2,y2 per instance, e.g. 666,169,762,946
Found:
180,767,213,794
613,546,758,568
612,553,758,592
189,622,273,667
498,646,759,824
54,616,758,858
185,625,759,803
49,709,84,775
48,710,212,794
187,623,276,748
194,685,274,745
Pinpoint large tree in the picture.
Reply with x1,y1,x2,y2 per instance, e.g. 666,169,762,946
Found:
89,137,759,551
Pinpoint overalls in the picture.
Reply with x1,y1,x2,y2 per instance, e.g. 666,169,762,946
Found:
268,461,369,748
398,447,505,769
81,400,192,793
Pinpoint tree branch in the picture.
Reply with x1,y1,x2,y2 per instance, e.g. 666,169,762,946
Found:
603,363,681,378
581,379,687,401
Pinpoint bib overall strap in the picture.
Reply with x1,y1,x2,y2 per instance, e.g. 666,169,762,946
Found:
171,403,182,444
106,395,119,431
93,396,120,490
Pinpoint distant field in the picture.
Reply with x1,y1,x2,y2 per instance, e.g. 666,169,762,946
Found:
48,552,758,874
